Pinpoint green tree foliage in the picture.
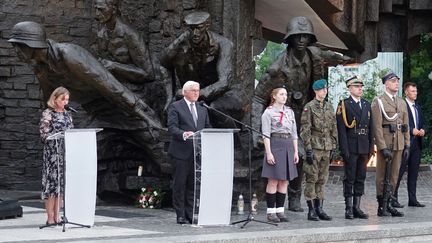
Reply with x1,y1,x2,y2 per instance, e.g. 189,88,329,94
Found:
408,34,432,163
255,41,286,80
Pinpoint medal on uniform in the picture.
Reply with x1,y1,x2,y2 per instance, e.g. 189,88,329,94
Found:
276,122,282,127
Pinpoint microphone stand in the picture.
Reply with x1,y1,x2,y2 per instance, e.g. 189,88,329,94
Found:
200,102,277,228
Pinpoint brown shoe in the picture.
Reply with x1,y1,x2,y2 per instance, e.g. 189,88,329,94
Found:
276,212,289,222
267,213,280,223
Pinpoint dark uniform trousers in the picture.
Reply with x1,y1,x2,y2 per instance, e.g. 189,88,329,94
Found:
344,154,368,197
336,97,373,197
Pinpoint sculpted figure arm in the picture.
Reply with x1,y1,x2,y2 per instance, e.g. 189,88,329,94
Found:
101,28,155,82
58,45,163,131
199,36,233,101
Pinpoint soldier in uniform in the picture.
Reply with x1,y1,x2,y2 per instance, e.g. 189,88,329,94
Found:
93,0,172,116
161,11,246,128
336,76,373,219
371,70,410,217
300,79,337,221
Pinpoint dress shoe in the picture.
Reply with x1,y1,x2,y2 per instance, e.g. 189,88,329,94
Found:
408,201,425,207
45,221,56,227
276,212,289,222
176,217,187,224
391,200,404,208
185,215,193,224
267,213,280,223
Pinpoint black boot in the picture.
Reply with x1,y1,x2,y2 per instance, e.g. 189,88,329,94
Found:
288,188,304,212
387,197,404,217
390,196,404,208
306,200,319,221
377,196,390,217
314,198,332,221
353,196,368,219
344,196,354,219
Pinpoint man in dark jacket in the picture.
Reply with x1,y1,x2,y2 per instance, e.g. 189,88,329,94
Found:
167,81,211,224
336,76,373,219
393,82,426,208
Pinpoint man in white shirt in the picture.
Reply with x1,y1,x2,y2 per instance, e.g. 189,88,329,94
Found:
167,81,212,224
393,82,426,208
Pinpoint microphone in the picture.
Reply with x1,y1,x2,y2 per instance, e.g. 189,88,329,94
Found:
197,101,209,109
65,105,77,113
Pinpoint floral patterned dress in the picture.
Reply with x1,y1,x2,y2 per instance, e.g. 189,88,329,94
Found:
39,108,74,199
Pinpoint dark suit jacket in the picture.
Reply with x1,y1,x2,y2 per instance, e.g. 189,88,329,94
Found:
336,96,373,156
167,99,212,160
406,100,424,149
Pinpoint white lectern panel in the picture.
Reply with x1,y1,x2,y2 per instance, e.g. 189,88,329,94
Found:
196,129,237,226
64,128,102,226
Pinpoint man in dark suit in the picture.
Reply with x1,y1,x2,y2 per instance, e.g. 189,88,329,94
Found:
336,76,373,219
167,81,212,224
393,82,426,208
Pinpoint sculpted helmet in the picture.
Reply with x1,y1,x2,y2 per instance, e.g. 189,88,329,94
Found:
8,21,48,48
283,16,317,44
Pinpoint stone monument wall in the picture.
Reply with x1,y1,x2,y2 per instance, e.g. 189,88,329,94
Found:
0,0,257,195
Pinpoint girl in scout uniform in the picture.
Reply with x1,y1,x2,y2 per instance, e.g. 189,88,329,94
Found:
261,86,299,223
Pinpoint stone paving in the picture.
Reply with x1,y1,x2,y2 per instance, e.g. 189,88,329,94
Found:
1,168,432,242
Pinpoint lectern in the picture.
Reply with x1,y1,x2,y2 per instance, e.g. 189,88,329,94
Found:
189,128,239,226
64,128,102,227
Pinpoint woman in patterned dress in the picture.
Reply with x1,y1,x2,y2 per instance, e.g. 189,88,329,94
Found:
39,87,73,226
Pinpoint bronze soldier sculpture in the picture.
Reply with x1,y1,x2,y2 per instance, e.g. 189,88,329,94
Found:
93,0,172,116
371,70,409,217
160,11,246,127
8,21,168,170
336,76,372,219
252,16,324,212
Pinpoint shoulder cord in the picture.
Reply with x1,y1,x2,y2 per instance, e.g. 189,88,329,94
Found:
377,98,398,121
341,100,356,128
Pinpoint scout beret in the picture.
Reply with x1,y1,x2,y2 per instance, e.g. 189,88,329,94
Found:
312,79,327,90
272,84,286,90
184,11,210,25
382,70,399,84
346,76,363,87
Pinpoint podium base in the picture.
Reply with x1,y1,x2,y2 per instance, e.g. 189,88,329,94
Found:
231,212,278,229
39,216,91,232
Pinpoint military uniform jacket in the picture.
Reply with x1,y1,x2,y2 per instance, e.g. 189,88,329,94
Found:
371,94,410,151
300,99,338,151
336,96,373,156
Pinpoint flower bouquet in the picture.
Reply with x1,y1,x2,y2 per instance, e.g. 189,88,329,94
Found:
137,186,164,209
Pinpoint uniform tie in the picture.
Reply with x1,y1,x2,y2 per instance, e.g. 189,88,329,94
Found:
190,103,197,126
357,101,362,110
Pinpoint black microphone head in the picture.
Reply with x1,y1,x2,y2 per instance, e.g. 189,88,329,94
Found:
65,105,77,113
197,101,206,106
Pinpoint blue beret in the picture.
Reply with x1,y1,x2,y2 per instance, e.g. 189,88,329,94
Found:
312,79,327,90
382,70,399,84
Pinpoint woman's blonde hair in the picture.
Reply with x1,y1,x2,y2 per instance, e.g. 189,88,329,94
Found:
47,86,70,109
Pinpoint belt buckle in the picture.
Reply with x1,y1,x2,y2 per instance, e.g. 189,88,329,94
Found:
358,128,366,135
